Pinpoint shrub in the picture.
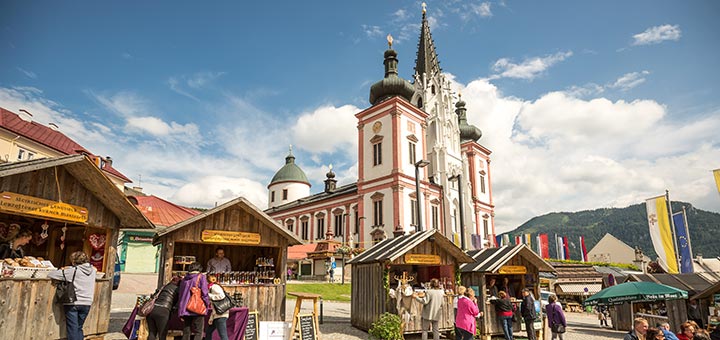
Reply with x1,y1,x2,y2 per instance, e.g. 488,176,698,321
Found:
369,312,403,340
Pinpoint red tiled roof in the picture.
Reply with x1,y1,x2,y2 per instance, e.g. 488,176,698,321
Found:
0,107,132,182
288,244,318,260
132,195,200,227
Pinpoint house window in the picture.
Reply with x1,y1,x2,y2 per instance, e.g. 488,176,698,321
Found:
354,211,359,234
334,214,343,237
271,191,275,202
283,189,288,200
409,142,416,165
17,149,25,160
27,152,35,160
431,205,439,230
316,217,325,240
410,199,417,226
287,221,294,232
373,200,383,226
373,142,382,166
483,218,489,236
480,174,486,194
301,221,309,240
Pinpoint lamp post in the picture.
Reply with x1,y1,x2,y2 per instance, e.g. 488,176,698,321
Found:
414,160,431,232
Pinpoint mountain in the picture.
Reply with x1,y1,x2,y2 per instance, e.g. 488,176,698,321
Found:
505,201,720,260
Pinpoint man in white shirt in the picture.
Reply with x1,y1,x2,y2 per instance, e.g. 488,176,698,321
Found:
207,247,232,273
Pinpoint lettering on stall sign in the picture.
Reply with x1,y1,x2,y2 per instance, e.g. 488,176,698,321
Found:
0,191,88,223
244,311,258,340
297,314,317,340
201,230,261,245
498,265,527,274
404,254,441,265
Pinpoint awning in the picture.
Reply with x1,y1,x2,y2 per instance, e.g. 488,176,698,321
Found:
556,283,602,296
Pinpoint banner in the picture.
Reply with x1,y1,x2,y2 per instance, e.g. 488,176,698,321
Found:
672,211,694,273
714,169,720,196
646,195,679,274
555,234,563,260
525,233,532,249
539,234,550,259
580,236,588,262
563,236,571,261
502,234,510,247
515,235,521,245
495,235,502,248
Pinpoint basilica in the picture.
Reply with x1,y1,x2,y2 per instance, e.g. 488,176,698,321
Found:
265,6,495,252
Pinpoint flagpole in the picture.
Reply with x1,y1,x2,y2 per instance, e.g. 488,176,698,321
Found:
666,190,681,272
682,206,695,262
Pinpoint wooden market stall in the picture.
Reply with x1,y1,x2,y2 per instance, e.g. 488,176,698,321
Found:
153,197,303,322
0,155,153,339
348,230,474,334
459,244,555,340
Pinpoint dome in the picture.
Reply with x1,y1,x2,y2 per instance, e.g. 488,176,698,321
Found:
369,47,416,105
269,149,311,187
456,97,482,142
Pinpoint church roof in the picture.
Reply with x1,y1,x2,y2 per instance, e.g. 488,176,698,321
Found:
269,148,310,187
265,182,357,214
414,6,442,79
369,36,416,105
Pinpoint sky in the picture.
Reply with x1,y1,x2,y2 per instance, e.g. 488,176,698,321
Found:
1,1,719,233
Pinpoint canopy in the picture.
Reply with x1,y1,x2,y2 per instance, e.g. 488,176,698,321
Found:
584,281,688,306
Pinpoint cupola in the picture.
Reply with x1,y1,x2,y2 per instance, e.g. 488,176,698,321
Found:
369,34,417,105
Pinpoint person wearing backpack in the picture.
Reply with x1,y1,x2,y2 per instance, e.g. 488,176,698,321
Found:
48,251,97,340
177,262,209,340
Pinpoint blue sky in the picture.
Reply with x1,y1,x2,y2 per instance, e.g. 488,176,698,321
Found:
2,1,719,232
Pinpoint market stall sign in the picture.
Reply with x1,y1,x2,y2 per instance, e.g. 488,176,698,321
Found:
404,254,441,265
0,191,88,223
201,230,261,245
129,235,154,243
498,265,527,274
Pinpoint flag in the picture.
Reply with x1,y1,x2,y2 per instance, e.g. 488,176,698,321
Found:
673,211,694,273
515,235,521,245
539,234,550,259
563,236,571,261
555,234,563,259
580,236,588,262
646,195,679,274
495,235,502,248
503,234,510,247
535,234,541,255
714,169,720,195
525,233,532,248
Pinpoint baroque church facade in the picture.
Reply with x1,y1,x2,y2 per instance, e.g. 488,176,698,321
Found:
265,7,495,250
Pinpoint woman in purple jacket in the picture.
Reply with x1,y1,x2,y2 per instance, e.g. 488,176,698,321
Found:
546,295,566,340
177,262,210,340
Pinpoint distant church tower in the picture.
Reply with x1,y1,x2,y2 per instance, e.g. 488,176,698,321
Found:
267,146,311,209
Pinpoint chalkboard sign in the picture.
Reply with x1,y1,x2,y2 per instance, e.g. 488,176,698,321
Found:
297,314,317,340
244,311,258,340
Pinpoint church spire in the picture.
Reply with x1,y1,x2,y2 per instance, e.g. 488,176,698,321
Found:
414,2,441,80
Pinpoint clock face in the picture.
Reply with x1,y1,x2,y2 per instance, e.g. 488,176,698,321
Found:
372,121,382,134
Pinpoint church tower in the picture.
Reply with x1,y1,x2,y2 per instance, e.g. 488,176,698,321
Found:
267,147,311,209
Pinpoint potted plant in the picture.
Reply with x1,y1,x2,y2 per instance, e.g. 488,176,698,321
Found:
369,312,402,340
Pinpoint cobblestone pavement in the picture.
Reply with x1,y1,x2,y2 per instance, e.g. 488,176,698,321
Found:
106,275,626,339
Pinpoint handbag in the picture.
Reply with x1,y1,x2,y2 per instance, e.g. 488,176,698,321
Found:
552,324,566,333
211,288,237,315
186,275,207,315
55,268,77,304
138,293,157,317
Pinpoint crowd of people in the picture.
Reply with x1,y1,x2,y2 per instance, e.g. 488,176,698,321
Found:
625,317,720,340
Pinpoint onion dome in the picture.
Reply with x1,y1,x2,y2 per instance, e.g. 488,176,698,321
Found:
269,146,310,186
456,95,482,142
324,164,337,193
369,34,416,105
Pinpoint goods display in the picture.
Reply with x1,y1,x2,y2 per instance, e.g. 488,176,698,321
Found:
1,256,56,278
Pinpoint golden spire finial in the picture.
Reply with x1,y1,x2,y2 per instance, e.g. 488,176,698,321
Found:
386,34,394,48
422,2,427,14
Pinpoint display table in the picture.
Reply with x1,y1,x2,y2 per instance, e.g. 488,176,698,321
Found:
166,307,249,340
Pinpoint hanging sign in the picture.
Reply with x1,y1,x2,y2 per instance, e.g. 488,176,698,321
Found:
201,230,261,245
404,254,441,265
498,265,527,274
0,192,88,223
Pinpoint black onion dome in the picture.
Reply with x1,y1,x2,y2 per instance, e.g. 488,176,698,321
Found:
456,98,482,142
369,48,416,105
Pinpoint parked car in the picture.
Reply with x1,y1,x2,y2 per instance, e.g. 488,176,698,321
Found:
113,257,124,290
540,290,557,311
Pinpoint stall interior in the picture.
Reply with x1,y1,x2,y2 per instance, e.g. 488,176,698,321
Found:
389,264,455,292
484,274,534,300
172,242,282,285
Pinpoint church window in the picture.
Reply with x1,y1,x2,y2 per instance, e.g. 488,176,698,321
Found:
334,213,344,237
410,199,417,226
271,191,275,202
409,142,416,165
354,210,359,234
483,218,489,236
480,174,486,194
373,200,383,226
431,84,436,95
283,189,288,200
287,220,294,232
17,149,25,160
431,205,439,230
373,142,382,166
301,220,309,240
316,217,325,240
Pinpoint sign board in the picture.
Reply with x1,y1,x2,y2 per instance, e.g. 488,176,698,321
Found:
244,311,258,340
258,321,287,340
498,265,527,274
404,254,441,265
331,262,336,269
128,235,153,243
202,230,261,245
296,314,317,340
0,191,88,223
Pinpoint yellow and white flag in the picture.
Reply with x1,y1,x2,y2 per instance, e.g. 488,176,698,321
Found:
713,169,720,195
646,195,679,274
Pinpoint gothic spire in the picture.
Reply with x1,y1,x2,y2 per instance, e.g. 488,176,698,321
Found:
414,3,441,80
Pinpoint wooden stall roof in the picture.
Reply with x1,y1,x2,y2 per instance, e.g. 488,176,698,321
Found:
626,272,719,297
0,154,153,229
460,244,555,273
153,196,303,246
348,230,473,264
691,278,720,300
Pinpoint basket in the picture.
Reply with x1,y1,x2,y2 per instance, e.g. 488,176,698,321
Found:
33,267,55,278
11,266,36,278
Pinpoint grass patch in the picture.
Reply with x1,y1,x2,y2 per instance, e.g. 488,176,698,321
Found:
286,283,352,302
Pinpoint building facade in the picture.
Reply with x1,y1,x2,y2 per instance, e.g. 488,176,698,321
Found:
266,6,495,250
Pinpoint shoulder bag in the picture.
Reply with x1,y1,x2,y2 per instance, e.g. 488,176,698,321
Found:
55,268,77,304
186,275,207,315
138,291,157,317
211,286,237,315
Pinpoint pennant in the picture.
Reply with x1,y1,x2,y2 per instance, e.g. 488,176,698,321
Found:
540,234,550,259
580,236,588,262
714,169,720,196
646,195,679,274
673,211,694,273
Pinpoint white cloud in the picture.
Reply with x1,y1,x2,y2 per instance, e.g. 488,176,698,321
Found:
171,176,268,210
632,24,681,46
491,51,573,80
125,116,200,137
361,25,384,38
472,2,492,18
187,71,225,89
291,105,360,154
17,67,37,79
609,71,650,91
122,52,133,60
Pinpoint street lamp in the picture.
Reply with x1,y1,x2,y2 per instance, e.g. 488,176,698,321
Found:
414,160,431,232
